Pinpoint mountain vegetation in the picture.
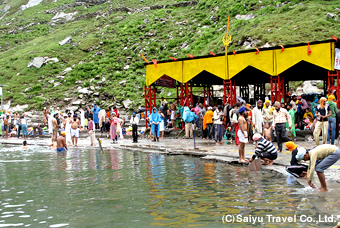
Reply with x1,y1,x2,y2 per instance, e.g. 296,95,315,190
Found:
0,0,339,111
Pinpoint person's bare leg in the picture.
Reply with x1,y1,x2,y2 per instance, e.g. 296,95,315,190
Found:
75,137,78,147
72,136,75,146
317,172,328,192
239,143,247,162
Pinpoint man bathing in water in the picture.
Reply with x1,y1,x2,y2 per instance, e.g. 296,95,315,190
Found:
237,106,249,163
71,114,81,147
56,132,68,152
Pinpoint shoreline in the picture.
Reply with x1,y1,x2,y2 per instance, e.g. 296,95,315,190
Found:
1,135,340,189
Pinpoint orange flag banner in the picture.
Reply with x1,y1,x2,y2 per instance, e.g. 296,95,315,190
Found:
279,45,284,53
255,47,260,55
232,50,236,55
186,54,195,58
141,53,149,64
307,42,312,55
152,59,157,68
170,57,178,61
209,51,215,56
332,35,338,42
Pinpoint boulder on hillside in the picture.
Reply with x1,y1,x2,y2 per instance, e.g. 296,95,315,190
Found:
123,99,132,109
52,12,78,22
235,13,256,20
59,36,72,45
27,57,44,68
61,67,72,75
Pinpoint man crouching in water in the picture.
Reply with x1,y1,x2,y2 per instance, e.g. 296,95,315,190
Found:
249,133,277,166
296,144,340,192
56,132,68,152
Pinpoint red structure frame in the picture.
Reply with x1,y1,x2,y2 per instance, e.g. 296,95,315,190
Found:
179,83,193,107
223,79,236,105
270,75,285,104
144,86,156,127
203,86,214,106
328,70,340,108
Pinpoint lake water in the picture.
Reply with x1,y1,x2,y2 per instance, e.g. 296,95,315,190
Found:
0,145,339,227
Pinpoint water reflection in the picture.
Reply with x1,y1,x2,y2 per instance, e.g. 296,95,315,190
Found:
0,146,339,227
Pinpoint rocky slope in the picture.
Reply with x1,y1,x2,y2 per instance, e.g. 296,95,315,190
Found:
0,0,339,113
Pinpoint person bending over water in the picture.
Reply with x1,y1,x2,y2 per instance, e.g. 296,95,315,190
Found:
56,132,68,152
296,144,340,192
249,133,277,166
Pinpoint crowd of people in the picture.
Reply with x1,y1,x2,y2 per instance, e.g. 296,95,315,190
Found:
0,104,142,149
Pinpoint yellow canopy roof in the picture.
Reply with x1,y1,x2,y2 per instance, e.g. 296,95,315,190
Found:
145,40,335,86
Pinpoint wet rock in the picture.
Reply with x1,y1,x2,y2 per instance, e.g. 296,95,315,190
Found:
27,57,44,68
56,76,65,79
64,98,72,102
124,65,130,70
59,36,72,45
93,92,100,96
24,87,32,93
75,80,84,84
49,80,55,84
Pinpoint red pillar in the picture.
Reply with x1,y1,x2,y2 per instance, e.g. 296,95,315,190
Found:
223,79,236,106
144,86,156,128
270,75,285,104
328,70,340,109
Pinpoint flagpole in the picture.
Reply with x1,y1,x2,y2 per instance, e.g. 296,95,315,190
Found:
223,16,232,80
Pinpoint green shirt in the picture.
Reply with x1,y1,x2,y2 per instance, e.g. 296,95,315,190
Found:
326,101,338,118
307,144,338,180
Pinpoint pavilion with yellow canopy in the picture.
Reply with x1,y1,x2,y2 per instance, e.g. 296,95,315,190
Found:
144,38,339,120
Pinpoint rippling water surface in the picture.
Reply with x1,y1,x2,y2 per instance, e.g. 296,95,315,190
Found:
0,145,339,227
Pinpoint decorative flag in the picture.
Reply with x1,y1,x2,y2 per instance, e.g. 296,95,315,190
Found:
209,51,215,56
332,35,338,42
186,54,194,58
232,50,236,55
255,47,260,55
170,57,178,61
141,53,149,64
307,42,312,55
279,44,284,53
152,59,157,68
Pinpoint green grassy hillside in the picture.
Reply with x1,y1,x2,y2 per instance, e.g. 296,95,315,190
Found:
0,0,339,111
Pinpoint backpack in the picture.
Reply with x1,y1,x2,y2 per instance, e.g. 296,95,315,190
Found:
231,110,238,124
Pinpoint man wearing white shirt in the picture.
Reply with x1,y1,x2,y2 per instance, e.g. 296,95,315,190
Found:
130,112,139,143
